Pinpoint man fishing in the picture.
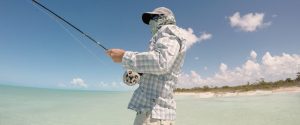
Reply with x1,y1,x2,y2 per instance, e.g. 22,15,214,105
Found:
31,1,185,124
107,7,187,125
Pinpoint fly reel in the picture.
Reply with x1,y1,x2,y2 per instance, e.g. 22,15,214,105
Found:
123,70,143,86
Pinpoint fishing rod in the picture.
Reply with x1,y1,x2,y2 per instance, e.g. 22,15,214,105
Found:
32,0,141,86
32,0,108,51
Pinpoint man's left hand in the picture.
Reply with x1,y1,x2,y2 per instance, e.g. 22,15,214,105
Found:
106,49,125,63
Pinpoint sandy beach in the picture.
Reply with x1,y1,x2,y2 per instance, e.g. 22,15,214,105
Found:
175,86,300,98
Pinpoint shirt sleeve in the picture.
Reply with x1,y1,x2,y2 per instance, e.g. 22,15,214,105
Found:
121,36,180,75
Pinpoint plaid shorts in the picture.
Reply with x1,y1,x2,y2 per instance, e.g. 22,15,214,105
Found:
134,111,175,125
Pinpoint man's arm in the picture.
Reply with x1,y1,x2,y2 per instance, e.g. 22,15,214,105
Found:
121,36,180,75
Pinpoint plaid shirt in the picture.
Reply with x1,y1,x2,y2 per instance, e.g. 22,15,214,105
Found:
122,25,186,120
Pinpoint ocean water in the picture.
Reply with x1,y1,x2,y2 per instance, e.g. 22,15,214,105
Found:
0,85,299,125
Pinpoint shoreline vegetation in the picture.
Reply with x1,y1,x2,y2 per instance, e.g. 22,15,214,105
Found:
174,72,300,97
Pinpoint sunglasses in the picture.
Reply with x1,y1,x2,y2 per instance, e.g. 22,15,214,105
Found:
150,14,164,21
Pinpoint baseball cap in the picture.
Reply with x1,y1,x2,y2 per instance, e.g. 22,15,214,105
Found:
142,7,174,25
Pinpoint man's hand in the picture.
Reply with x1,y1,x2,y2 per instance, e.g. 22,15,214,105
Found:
106,49,125,63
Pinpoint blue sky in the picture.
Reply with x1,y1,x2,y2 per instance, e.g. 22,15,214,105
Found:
1,0,300,90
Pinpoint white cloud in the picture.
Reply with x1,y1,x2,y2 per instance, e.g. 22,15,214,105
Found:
70,78,88,88
178,28,212,49
250,50,257,60
220,63,228,73
111,82,118,87
199,32,212,41
178,70,203,88
57,79,136,90
97,81,132,88
97,81,108,87
178,51,300,88
229,12,271,32
204,66,208,71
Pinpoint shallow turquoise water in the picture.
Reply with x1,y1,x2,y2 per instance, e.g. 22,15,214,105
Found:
175,93,300,125
0,85,299,125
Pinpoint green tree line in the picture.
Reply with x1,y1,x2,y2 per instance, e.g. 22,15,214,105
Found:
175,72,300,93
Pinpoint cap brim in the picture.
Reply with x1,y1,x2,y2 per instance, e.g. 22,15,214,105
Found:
142,12,159,25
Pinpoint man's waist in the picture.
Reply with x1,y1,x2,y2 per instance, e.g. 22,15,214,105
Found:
136,110,151,115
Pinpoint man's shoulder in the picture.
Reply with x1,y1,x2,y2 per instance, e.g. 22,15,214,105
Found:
156,25,187,52
159,25,180,34
156,25,182,39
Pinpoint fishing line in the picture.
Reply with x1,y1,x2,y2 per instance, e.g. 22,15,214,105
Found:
29,0,106,64
31,0,108,51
